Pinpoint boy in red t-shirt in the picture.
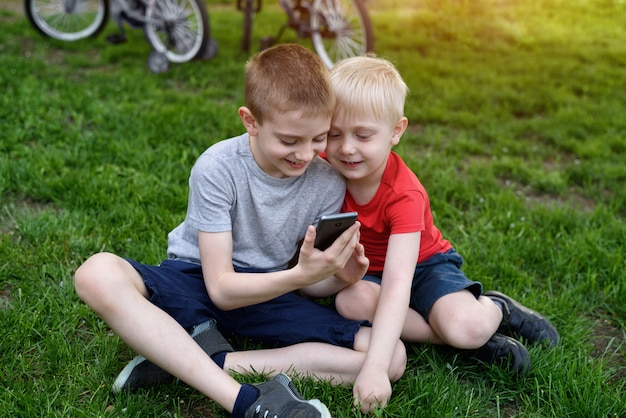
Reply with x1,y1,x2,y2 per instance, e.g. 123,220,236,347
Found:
303,55,559,412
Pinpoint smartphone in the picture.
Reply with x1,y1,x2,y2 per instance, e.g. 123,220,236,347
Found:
314,212,358,250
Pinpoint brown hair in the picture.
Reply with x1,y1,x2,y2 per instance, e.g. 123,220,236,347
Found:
245,44,335,125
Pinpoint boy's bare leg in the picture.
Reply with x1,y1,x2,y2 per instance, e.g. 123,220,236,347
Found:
428,291,502,349
75,253,240,412
75,253,405,412
224,327,406,384
401,308,444,344
336,281,442,344
226,344,362,383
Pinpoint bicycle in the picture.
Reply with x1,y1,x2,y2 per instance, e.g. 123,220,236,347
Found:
24,0,215,73
24,0,374,71
238,0,374,69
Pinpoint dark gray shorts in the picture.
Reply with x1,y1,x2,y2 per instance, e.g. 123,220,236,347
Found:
126,258,368,349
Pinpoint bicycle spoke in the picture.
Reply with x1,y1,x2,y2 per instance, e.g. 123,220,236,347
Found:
27,0,108,39
309,0,373,67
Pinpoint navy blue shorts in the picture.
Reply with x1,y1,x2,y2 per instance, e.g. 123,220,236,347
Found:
126,258,367,349
362,248,482,322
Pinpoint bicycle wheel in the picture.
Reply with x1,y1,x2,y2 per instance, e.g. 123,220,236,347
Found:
24,0,109,41
143,0,210,63
310,0,374,68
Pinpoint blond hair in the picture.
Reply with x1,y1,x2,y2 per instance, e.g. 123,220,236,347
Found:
245,44,335,125
330,55,407,126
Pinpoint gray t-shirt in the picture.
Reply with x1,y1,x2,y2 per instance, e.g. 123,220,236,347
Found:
167,133,346,271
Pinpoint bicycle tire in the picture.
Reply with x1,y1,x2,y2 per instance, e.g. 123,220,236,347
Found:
24,0,109,41
143,0,210,63
310,0,374,69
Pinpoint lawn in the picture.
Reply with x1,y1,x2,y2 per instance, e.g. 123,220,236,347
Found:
1,0,625,416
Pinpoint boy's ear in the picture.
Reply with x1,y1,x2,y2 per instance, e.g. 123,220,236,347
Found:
391,116,408,146
238,106,259,136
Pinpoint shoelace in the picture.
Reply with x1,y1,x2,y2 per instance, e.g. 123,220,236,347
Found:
253,404,278,418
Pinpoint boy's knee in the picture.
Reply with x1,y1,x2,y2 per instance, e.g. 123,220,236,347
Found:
430,294,501,348
353,327,406,381
335,284,376,321
389,340,407,382
334,291,353,318
438,314,496,348
74,252,123,302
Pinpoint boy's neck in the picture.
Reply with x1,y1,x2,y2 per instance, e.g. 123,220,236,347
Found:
346,175,382,205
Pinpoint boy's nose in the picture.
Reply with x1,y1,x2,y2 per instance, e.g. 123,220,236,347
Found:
295,144,315,162
340,139,356,155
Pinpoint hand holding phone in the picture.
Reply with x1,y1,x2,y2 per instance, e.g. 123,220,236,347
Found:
314,212,358,250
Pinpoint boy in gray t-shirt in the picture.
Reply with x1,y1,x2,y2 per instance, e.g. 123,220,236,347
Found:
160,130,360,347
74,44,406,417
167,132,345,271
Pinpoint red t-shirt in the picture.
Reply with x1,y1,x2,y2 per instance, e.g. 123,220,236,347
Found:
342,152,452,273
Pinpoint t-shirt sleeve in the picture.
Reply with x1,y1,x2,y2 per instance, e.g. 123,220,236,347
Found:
387,189,426,235
186,154,235,233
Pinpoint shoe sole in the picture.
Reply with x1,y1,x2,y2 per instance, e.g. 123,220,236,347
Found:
112,355,147,393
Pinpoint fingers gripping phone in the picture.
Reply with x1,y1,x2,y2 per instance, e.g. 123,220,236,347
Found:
314,212,358,250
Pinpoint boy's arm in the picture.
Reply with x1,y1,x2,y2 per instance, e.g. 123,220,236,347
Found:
353,232,421,412
199,223,364,310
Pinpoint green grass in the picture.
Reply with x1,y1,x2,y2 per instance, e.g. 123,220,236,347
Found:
1,0,625,416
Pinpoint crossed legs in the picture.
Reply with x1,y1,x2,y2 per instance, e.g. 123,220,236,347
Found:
74,252,406,411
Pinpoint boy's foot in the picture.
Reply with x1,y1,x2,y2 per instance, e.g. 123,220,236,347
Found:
247,374,331,418
112,319,233,393
484,291,560,347
111,354,175,392
471,333,531,375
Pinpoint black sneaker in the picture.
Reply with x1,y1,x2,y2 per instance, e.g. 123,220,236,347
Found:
246,374,331,418
112,319,233,392
471,333,531,375
484,291,560,347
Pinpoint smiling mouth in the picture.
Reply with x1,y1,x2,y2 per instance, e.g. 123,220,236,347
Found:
286,159,308,168
341,160,362,168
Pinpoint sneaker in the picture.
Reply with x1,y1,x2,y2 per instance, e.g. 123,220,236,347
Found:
484,290,560,347
246,374,331,418
111,354,174,392
471,333,531,375
112,319,233,393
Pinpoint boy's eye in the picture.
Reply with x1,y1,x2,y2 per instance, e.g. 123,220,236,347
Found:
356,131,374,139
327,131,341,139
279,138,296,145
313,136,327,143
